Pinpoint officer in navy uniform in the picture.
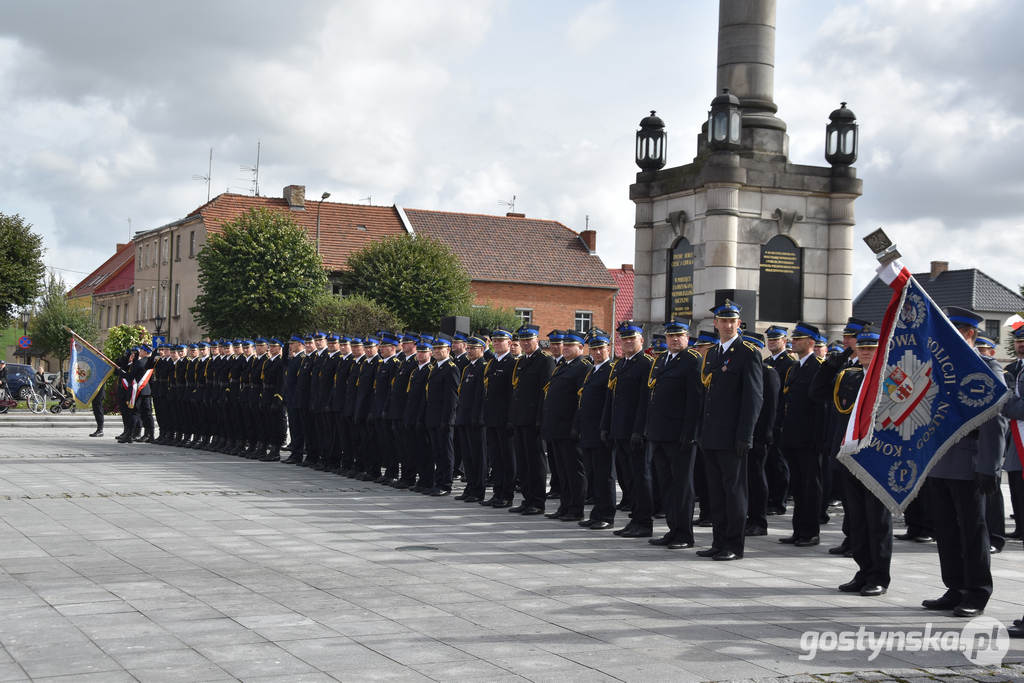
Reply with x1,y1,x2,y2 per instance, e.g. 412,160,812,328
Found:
811,329,892,596
690,329,718,526
541,330,589,521
454,336,488,502
646,321,701,549
509,324,556,515
282,336,306,463
404,336,434,492
450,333,470,480
696,301,763,561
576,330,616,529
602,321,654,537
128,344,156,442
354,337,381,479
778,322,826,547
742,332,779,538
544,329,565,499
921,306,1006,618
372,333,401,483
481,329,516,507
260,339,287,461
763,325,793,516
389,333,419,487
423,333,459,496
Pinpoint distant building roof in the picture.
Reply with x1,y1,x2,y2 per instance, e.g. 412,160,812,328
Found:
405,209,616,289
93,254,135,295
68,243,134,298
853,266,1024,326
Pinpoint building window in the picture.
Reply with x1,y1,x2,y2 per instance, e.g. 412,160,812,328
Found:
174,283,180,316
162,237,169,264
985,320,1000,343
514,308,533,325
151,288,157,319
574,311,593,333
105,306,111,328
114,305,119,326
175,235,181,261
137,294,142,320
332,283,343,296
189,230,196,257
123,303,129,324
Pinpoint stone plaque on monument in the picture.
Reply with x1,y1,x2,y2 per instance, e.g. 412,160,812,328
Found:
666,237,695,321
758,235,802,322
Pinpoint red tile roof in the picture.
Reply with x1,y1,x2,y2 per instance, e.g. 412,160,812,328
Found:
189,194,406,271
68,243,134,298
609,265,634,320
93,255,134,295
405,209,616,289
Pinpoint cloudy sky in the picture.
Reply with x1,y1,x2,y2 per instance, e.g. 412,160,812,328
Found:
2,0,1022,299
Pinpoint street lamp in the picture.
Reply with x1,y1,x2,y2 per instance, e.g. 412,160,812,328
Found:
635,110,667,172
707,88,742,151
154,313,165,337
19,309,30,365
825,102,858,168
316,191,331,255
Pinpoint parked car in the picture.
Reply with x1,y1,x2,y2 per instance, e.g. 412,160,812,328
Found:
1,362,39,400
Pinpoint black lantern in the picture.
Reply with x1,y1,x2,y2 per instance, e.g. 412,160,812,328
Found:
707,89,741,150
154,313,165,336
635,110,666,171
825,102,858,167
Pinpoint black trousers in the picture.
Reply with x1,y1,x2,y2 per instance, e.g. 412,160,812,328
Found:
92,387,105,430
136,395,154,435
286,400,304,455
546,445,560,493
428,425,455,490
267,400,286,447
927,476,992,608
844,468,893,587
986,483,1006,551
694,448,709,520
551,438,585,516
458,425,487,499
703,448,748,555
398,424,419,484
514,425,546,509
785,446,821,540
614,440,634,509
583,442,616,523
487,426,516,501
766,441,790,508
903,491,933,536
379,420,398,479
650,440,696,544
614,438,651,528
746,441,769,532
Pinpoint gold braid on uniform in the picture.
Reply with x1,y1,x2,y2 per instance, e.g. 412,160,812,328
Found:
833,367,858,415
606,359,619,392
699,353,712,388
647,356,658,390
511,358,521,389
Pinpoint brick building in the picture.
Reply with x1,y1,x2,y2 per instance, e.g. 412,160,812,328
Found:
67,242,136,341
75,186,617,341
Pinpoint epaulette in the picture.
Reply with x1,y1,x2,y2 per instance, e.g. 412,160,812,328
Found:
581,356,593,365
742,340,761,354
541,350,553,357
686,348,701,359
813,355,824,364
643,353,655,361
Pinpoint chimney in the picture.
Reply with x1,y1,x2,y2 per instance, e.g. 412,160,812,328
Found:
283,185,306,210
930,261,948,280
621,264,633,272
505,212,525,218
116,243,128,251
579,229,597,254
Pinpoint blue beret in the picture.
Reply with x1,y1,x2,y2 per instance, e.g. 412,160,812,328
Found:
364,337,379,346
515,325,539,339
453,333,467,342
269,338,282,346
695,330,718,345
585,332,610,348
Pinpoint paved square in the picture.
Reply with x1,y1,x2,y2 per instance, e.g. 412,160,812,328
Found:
1,424,1022,681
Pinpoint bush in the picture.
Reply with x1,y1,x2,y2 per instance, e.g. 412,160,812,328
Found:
305,294,405,338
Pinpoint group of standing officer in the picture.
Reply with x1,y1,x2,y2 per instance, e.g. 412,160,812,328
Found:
112,306,1022,628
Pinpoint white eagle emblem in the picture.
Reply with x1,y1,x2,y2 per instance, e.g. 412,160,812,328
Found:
896,291,927,330
877,350,938,441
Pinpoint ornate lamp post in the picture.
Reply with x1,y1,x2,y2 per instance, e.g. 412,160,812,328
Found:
825,102,858,168
635,110,667,172
707,88,742,151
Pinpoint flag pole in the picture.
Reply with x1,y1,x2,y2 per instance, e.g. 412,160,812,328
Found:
63,326,118,368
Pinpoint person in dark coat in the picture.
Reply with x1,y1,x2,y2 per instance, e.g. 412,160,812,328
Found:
423,334,460,495
259,339,287,461
742,332,779,538
763,325,794,515
481,329,516,507
921,307,1006,618
354,338,381,479
389,334,419,487
509,325,556,515
645,321,701,549
404,337,434,492
372,334,401,483
541,330,590,521
1001,329,1024,638
695,300,763,561
282,336,307,463
601,321,654,537
778,322,826,547
454,336,488,502
576,330,616,529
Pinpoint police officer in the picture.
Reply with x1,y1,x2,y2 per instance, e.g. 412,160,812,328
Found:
389,333,419,487
576,330,616,529
481,329,516,508
372,333,401,483
602,321,653,537
260,338,287,461
282,336,307,463
509,324,555,515
646,321,701,549
541,329,589,521
921,306,1006,618
696,301,763,561
404,336,433,492
354,336,381,479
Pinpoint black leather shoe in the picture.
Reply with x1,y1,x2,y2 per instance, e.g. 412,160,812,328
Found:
545,510,566,519
453,493,468,501
479,496,496,505
712,551,740,561
913,535,934,543
89,430,103,437
612,525,634,536
520,506,544,515
428,487,451,497
619,527,652,538
667,540,693,550
922,593,961,610
1008,624,1024,639
589,521,614,530
695,548,720,557
838,580,864,593
491,499,513,509
953,605,984,618
648,536,673,546
766,505,786,516
696,518,713,527
578,519,595,528
615,501,631,511
744,526,767,537
828,543,850,555
462,496,481,503
560,514,584,522
394,480,412,490
509,504,526,513
778,536,797,544
860,585,887,597
794,536,820,547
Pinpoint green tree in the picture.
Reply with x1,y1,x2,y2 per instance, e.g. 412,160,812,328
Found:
306,293,405,337
340,234,472,331
192,208,327,337
0,212,46,328
28,273,97,372
101,324,152,414
454,301,520,335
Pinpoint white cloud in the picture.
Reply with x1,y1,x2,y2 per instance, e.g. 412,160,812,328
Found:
566,0,617,54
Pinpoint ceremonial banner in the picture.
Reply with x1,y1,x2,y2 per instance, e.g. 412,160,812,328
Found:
69,333,116,408
838,259,1009,512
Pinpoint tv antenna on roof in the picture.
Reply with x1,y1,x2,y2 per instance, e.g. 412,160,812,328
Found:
239,140,261,196
360,195,372,205
192,148,213,202
498,194,516,213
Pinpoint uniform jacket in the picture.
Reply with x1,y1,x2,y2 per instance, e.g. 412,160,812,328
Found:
403,361,431,427
285,351,304,403
328,353,350,413
424,358,460,428
483,352,515,428
342,356,363,418
354,354,380,421
387,354,416,421
541,355,588,440
455,359,485,427
602,351,653,439
779,354,825,450
753,364,781,446
372,354,399,419
697,337,765,450
809,359,861,457
510,349,556,428
260,354,285,406
645,348,701,443
576,359,612,449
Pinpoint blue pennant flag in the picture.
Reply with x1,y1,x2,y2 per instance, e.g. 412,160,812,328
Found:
838,259,1009,512
69,336,115,408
